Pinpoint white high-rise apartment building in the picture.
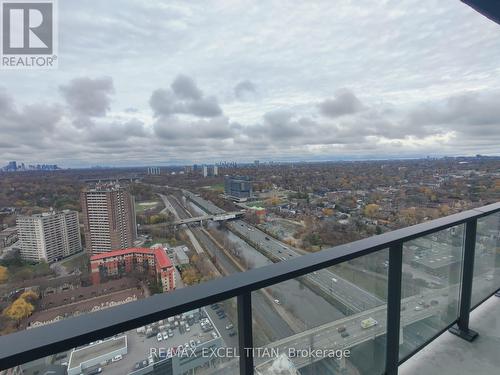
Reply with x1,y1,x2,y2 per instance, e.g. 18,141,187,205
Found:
16,210,82,262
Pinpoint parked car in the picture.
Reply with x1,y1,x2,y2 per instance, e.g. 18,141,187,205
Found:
228,330,236,337
157,333,163,342
225,323,234,330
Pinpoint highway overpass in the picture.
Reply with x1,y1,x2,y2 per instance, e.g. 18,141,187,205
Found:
172,211,244,225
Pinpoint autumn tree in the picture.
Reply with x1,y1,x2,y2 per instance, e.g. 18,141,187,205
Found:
0,266,8,283
2,297,34,322
364,203,380,218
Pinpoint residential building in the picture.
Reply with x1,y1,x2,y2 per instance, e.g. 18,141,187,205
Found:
81,184,137,255
89,247,175,292
16,210,82,262
0,227,18,249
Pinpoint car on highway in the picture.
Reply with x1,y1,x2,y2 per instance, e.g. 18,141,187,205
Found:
361,317,377,329
86,368,102,375
112,354,123,362
414,306,423,311
274,299,280,305
341,331,350,338
265,237,270,240
337,326,346,333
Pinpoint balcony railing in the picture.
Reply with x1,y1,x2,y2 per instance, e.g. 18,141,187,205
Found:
0,202,499,374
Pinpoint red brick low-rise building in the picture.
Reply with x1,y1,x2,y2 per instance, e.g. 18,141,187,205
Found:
90,248,175,292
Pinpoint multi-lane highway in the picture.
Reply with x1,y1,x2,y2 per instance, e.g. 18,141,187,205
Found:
228,220,385,312
184,190,384,313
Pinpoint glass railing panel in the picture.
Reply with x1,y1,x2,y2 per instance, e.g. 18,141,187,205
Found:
0,299,239,375
471,212,500,307
398,224,464,360
252,249,389,375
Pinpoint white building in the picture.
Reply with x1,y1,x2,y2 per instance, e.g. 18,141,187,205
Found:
16,210,82,262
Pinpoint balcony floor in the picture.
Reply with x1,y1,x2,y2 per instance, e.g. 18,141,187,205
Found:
400,294,500,375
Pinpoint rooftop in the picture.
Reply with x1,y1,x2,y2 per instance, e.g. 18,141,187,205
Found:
90,247,172,269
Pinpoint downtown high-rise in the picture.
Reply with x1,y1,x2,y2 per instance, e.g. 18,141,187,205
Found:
80,184,137,255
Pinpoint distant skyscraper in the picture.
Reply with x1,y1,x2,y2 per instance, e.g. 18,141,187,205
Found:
16,210,81,262
6,161,17,171
81,184,137,255
213,165,218,176
203,165,208,178
147,167,161,175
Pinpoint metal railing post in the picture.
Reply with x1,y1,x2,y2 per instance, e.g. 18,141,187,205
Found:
449,219,479,341
237,293,254,375
385,242,403,375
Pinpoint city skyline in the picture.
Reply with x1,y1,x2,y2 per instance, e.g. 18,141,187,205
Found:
1,1,500,167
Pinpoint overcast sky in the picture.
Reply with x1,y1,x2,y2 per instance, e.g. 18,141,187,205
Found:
1,0,500,167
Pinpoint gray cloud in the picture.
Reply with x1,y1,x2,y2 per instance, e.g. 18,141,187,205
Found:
154,116,234,141
318,89,365,118
234,80,257,100
171,75,202,100
150,75,222,118
59,77,114,118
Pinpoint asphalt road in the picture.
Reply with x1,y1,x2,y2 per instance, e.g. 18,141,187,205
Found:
183,191,384,312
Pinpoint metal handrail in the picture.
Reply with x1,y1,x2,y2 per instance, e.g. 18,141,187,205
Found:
0,202,499,373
